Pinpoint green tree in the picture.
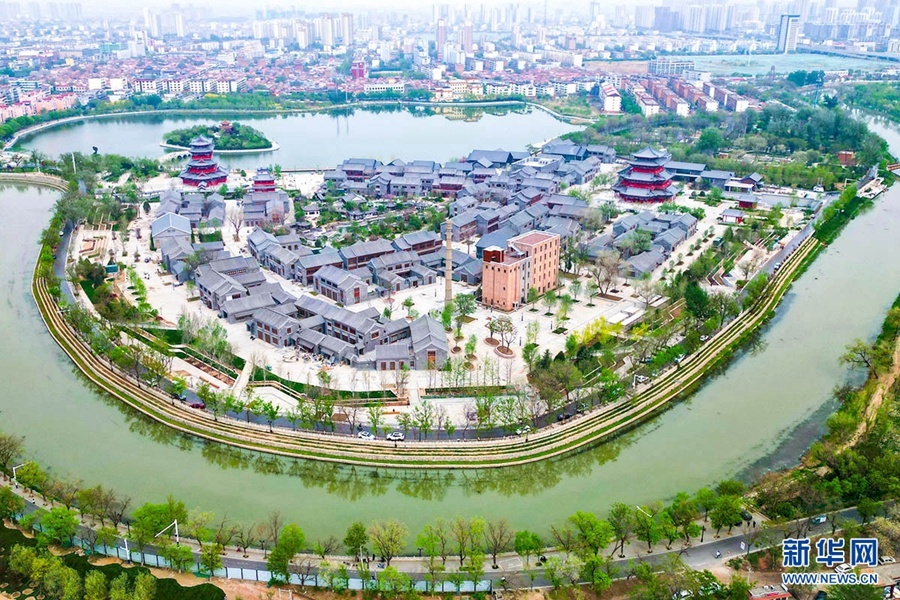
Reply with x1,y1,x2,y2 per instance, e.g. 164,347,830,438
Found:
369,519,408,566
133,572,156,600
527,286,540,310
344,521,369,560
84,571,108,600
710,495,743,536
40,506,78,546
514,530,543,568
0,486,25,522
200,542,224,577
697,128,725,155
267,523,306,582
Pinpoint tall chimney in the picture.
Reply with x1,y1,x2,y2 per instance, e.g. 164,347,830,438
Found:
444,218,453,307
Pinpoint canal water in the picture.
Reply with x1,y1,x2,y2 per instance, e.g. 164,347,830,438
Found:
2,120,900,545
17,106,581,170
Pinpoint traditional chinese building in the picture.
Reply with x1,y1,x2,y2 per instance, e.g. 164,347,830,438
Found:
251,168,277,193
179,135,228,189
613,147,678,203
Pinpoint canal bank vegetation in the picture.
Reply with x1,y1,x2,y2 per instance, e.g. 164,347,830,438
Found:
0,516,225,600
564,104,886,191
751,289,900,523
163,121,273,151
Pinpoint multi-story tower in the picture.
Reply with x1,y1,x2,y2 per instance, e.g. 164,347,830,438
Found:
179,136,228,188
613,147,678,203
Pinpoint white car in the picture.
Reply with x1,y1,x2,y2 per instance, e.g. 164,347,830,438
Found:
834,563,852,574
386,431,405,442
635,375,651,384
516,425,532,436
811,514,827,525
357,431,376,441
880,556,896,565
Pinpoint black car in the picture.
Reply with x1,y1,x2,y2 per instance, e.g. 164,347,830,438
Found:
741,509,753,522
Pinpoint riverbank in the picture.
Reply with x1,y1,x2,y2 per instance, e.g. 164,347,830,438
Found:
30,212,822,468
5,100,583,152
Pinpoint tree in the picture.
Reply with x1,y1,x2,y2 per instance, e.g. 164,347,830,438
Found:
592,250,621,294
633,503,664,553
133,572,156,600
586,280,599,304
840,339,891,373
492,315,517,349
694,488,719,522
710,495,743,536
344,521,369,560
403,296,415,316
267,523,305,582
484,519,515,567
0,486,25,522
697,128,725,155
451,516,485,565
84,571,108,600
527,287,540,310
40,506,78,547
226,205,244,240
542,289,558,315
558,294,574,322
419,519,452,566
607,503,633,557
635,276,661,309
684,281,710,319
570,279,582,302
453,293,476,336
514,530,543,568
0,431,25,474
827,585,882,600
369,519,408,566
200,542,224,577
463,550,486,592
109,574,128,600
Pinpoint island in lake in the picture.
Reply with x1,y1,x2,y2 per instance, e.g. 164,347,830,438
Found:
163,120,273,151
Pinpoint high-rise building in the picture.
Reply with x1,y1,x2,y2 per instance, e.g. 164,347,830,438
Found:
776,14,800,52
340,13,354,45
436,18,447,59
460,20,473,52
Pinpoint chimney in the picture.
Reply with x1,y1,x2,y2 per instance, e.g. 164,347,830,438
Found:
444,218,453,307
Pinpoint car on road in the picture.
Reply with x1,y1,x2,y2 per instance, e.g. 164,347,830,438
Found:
576,403,589,414
834,563,852,574
516,425,532,436
357,431,376,441
774,261,782,271
880,556,896,565
741,509,753,522
811,514,827,525
700,335,710,342
635,375,651,384
386,431,405,442
189,402,206,409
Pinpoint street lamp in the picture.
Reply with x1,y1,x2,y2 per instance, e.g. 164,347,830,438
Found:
155,520,180,545
12,462,30,489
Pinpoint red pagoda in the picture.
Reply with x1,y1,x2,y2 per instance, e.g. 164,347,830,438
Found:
179,135,228,189
613,146,678,203
251,168,277,193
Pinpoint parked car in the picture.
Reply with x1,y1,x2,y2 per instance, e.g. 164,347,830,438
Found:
834,563,852,574
516,425,532,436
700,335,710,342
357,431,376,441
880,556,896,565
189,402,206,409
576,403,589,414
636,375,651,384
811,514,827,525
386,431,405,442
741,509,753,522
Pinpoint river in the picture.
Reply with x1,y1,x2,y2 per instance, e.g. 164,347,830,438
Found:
2,120,900,546
16,106,581,169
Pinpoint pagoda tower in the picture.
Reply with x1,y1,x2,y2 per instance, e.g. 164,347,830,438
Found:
179,135,229,189
613,147,678,203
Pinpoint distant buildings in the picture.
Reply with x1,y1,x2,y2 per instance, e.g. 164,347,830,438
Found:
648,58,695,77
776,14,801,53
